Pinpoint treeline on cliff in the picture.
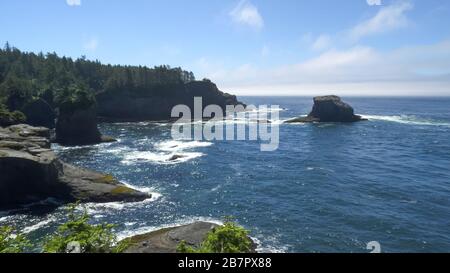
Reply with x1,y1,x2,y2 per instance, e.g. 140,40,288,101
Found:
0,42,199,125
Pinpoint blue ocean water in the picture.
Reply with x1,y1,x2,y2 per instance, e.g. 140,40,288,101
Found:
1,96,450,253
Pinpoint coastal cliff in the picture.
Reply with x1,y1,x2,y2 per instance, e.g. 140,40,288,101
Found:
97,80,242,122
0,124,150,208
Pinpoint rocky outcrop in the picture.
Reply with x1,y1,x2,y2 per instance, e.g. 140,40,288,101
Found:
286,95,366,123
0,124,149,208
97,81,244,122
55,104,115,146
124,222,257,253
21,98,56,129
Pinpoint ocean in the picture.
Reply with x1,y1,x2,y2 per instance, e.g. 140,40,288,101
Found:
1,96,449,253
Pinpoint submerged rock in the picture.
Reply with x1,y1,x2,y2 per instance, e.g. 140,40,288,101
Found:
286,95,366,123
0,124,149,208
123,222,257,253
168,154,186,161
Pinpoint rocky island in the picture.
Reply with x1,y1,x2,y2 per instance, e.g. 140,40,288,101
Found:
286,95,366,123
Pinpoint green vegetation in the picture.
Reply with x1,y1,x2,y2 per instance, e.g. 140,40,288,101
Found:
0,226,30,253
177,218,253,253
0,42,196,115
43,203,128,253
93,174,117,184
1,209,253,253
0,103,26,126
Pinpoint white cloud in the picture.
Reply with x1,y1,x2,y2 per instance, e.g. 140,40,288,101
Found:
367,0,382,6
350,1,413,41
66,0,81,6
230,0,264,30
261,45,270,57
195,40,450,96
311,34,332,51
83,37,98,51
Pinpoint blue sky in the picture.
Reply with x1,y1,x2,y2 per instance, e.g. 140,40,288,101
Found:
1,0,450,96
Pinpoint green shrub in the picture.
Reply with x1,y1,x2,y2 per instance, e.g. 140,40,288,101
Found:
0,103,26,126
0,226,31,253
43,203,128,253
55,85,96,114
177,218,253,253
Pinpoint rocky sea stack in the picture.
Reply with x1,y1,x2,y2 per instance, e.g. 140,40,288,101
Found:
286,95,366,123
55,90,115,146
0,124,149,208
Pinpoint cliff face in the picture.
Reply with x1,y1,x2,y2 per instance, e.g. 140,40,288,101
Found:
96,81,243,122
21,98,56,129
55,104,102,145
0,124,149,208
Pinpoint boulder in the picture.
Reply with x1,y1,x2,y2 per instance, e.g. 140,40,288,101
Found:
124,222,257,253
21,98,56,128
286,95,366,123
0,124,149,208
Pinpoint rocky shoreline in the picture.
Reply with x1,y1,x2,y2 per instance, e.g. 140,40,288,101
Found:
0,124,150,208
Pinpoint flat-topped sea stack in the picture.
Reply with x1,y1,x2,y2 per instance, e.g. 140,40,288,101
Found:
55,91,116,146
286,95,366,123
0,124,149,208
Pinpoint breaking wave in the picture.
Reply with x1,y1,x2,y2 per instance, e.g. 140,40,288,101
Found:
362,115,450,127
121,140,212,165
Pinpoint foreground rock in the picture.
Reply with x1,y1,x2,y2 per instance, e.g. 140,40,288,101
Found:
0,124,149,208
124,222,257,253
286,95,366,123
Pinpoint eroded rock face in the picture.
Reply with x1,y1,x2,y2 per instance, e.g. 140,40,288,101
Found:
0,124,149,208
22,98,56,129
286,95,365,123
55,105,102,146
124,222,257,253
96,81,244,122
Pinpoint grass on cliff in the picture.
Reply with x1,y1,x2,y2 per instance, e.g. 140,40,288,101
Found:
177,218,253,253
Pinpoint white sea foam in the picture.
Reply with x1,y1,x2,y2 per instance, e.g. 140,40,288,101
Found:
22,217,56,233
155,140,212,152
251,236,288,253
362,115,450,127
0,215,12,222
80,184,162,213
122,151,205,165
121,140,212,165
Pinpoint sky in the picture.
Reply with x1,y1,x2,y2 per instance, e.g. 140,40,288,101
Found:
1,0,450,96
